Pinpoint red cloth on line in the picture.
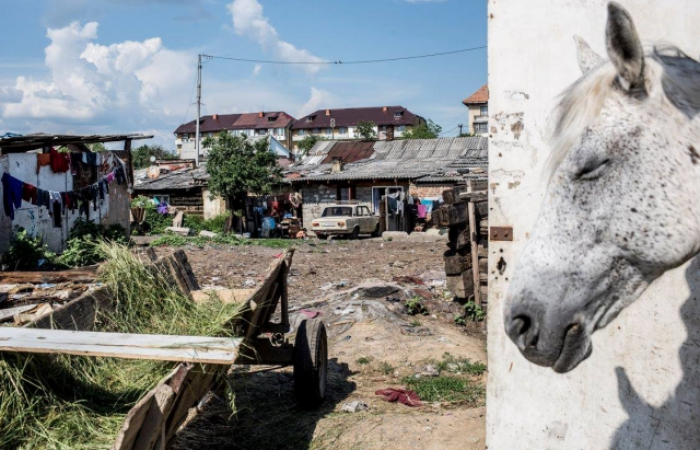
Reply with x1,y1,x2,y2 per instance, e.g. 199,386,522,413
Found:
36,153,51,174
375,388,422,407
50,148,70,173
22,183,37,205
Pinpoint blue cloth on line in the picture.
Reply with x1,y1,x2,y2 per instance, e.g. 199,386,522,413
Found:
1,173,23,220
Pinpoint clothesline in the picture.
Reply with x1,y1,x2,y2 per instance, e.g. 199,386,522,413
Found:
1,166,127,227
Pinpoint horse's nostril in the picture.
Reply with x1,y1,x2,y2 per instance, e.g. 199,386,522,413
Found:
508,315,539,349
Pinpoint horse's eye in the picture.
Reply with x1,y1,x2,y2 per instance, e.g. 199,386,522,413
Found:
577,158,610,180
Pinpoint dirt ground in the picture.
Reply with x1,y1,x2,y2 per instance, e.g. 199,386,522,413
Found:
153,238,487,450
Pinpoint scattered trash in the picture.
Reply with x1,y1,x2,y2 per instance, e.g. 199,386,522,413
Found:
342,335,352,341
300,309,321,319
391,261,408,268
242,279,257,288
430,279,446,288
385,296,401,303
392,276,425,286
420,365,439,377
334,307,356,316
37,283,57,289
375,388,422,407
273,252,284,259
341,400,369,413
337,279,350,288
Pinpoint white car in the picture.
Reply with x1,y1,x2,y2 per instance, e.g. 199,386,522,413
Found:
311,205,380,239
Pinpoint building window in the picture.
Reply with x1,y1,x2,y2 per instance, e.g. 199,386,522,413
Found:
397,125,407,134
337,187,355,201
338,127,348,135
275,128,284,137
184,133,190,140
207,132,213,138
257,129,268,135
394,111,404,119
474,123,488,134
480,105,488,116
267,116,278,122
325,128,332,136
306,116,315,123
298,129,305,136
312,128,320,135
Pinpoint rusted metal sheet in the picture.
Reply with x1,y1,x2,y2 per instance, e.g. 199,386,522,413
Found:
490,226,513,242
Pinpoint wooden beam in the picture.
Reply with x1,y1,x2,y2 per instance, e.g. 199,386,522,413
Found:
467,181,481,307
0,328,243,365
0,267,97,284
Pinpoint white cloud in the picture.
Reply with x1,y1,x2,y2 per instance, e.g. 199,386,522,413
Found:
227,0,325,75
296,87,336,118
252,63,262,76
0,21,195,143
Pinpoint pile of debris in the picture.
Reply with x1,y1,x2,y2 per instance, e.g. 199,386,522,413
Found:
0,267,100,325
432,181,488,307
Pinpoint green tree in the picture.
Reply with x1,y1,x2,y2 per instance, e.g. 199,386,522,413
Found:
403,119,443,139
204,133,282,231
356,121,377,141
131,144,176,169
297,135,325,156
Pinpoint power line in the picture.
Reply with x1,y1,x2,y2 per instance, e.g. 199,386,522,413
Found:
201,45,486,66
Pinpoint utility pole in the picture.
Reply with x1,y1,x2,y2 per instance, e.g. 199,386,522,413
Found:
195,54,202,167
458,124,464,136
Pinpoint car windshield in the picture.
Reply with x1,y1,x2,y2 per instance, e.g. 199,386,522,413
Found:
322,207,353,217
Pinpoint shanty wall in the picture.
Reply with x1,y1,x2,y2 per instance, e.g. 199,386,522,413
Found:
487,1,700,449
300,184,374,225
0,152,130,255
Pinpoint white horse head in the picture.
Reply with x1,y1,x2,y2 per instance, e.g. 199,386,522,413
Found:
505,2,700,373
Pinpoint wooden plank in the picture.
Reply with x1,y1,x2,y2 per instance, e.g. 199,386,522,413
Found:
163,368,219,447
191,289,254,304
0,304,38,322
442,203,470,226
28,285,114,331
478,245,488,258
0,267,97,284
0,328,243,364
113,383,157,450
132,383,176,450
467,181,481,307
458,192,488,203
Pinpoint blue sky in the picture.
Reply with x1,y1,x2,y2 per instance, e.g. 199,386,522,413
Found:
0,0,486,149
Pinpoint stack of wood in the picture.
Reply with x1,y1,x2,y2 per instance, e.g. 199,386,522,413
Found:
432,180,489,308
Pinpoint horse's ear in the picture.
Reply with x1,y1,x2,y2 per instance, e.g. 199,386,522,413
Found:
606,2,645,91
574,36,604,74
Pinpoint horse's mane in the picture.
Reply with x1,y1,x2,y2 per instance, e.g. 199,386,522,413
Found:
547,45,700,178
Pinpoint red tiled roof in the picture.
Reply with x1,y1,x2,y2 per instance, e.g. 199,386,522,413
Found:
174,114,242,134
174,111,295,134
292,106,421,130
321,141,375,164
233,112,295,129
462,84,489,105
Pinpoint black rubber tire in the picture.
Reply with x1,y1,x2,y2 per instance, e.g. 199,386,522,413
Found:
371,223,380,237
350,227,360,239
294,318,328,409
316,233,326,240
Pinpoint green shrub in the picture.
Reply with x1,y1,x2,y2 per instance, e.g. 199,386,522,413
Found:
464,301,486,322
142,210,171,235
406,297,429,316
56,220,129,268
3,229,55,270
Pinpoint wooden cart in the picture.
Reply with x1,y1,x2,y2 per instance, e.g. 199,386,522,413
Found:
0,249,328,450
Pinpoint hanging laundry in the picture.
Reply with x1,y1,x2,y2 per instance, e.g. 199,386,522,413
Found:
417,204,427,219
70,153,81,174
36,153,52,174
82,152,97,167
50,192,63,228
106,171,115,184
114,166,126,185
1,173,23,220
97,180,106,201
37,189,51,210
22,183,38,205
50,148,70,173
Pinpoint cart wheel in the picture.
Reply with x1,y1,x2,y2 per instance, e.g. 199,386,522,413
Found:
294,318,328,409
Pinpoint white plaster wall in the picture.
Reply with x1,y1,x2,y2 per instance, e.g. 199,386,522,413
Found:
0,152,130,254
202,189,226,220
487,1,700,449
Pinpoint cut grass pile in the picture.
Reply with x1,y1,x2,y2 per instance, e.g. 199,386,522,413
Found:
402,353,487,405
0,242,244,450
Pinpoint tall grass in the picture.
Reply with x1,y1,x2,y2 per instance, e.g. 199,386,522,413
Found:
0,243,244,449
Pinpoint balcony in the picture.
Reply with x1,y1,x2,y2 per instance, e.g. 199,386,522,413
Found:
474,115,489,123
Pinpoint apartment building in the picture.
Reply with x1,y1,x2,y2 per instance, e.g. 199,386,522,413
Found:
462,85,489,136
290,106,425,152
174,111,295,159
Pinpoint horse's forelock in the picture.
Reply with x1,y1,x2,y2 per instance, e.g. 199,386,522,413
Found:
547,64,617,178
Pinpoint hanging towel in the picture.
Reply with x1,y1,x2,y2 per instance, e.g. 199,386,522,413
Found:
1,173,23,220
82,152,97,167
98,180,106,200
50,192,62,228
50,148,70,173
36,153,52,174
22,183,38,205
417,204,427,219
106,171,115,183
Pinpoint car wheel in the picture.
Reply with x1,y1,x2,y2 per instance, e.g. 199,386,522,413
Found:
350,227,360,239
371,223,380,237
316,233,326,240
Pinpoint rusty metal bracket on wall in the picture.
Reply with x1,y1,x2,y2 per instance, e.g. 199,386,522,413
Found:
490,226,513,242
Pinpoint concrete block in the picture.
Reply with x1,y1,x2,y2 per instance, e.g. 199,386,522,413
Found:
199,230,218,238
164,227,192,237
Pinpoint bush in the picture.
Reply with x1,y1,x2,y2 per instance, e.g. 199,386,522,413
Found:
183,214,229,234
142,209,171,235
56,220,129,268
3,229,55,270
